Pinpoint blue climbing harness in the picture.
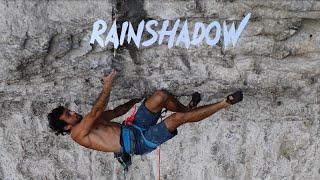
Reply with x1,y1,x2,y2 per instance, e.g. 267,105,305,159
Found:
121,123,158,154
115,106,168,171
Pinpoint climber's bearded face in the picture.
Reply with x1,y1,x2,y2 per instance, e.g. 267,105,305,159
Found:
59,108,83,126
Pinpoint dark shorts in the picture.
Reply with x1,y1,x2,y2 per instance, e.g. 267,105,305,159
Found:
129,100,177,155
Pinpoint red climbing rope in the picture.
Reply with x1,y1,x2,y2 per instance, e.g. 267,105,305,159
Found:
157,109,167,180
124,104,137,125
124,105,165,180
157,146,161,180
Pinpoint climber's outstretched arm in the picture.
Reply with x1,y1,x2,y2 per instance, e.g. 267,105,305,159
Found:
72,69,117,140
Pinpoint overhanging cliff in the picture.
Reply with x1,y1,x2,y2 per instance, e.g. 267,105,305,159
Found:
0,0,319,179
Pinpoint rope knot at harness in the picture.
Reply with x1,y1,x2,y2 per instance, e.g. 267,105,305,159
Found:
124,104,137,125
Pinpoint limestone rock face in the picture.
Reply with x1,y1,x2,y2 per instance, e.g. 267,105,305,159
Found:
0,0,319,179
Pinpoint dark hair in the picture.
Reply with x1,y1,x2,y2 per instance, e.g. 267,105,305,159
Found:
47,106,70,136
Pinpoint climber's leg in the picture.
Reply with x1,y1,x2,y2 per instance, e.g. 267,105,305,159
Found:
163,90,243,132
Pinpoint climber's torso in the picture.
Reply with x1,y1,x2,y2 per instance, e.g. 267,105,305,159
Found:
71,119,122,153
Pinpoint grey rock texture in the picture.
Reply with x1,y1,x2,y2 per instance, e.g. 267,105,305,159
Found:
0,0,319,180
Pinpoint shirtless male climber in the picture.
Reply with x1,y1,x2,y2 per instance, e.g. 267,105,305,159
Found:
47,69,243,170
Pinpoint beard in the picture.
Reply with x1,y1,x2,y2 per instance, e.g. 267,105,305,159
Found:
76,114,83,123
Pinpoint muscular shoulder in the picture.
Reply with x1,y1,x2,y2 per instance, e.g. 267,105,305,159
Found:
70,118,94,147
71,113,96,136
71,130,92,148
